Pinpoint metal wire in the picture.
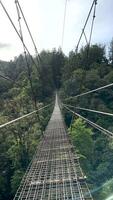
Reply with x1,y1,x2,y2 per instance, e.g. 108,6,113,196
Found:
15,0,37,109
76,0,96,53
86,0,97,63
0,104,51,129
64,104,113,117
63,104,113,138
88,0,97,47
0,0,39,73
83,30,88,45
0,74,14,82
61,0,68,49
65,82,113,101
15,0,41,67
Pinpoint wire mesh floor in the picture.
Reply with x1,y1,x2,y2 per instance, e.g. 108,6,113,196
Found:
14,96,93,200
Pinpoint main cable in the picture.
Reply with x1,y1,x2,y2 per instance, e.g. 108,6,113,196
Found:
76,0,96,53
15,1,44,131
0,0,39,73
61,0,68,49
15,0,41,67
15,0,37,109
86,0,97,64
89,0,97,47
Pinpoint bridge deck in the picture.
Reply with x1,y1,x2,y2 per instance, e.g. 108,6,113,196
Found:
14,96,93,200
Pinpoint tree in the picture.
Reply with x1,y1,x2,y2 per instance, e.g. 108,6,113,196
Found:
51,48,65,89
109,38,113,65
11,170,24,195
69,118,94,173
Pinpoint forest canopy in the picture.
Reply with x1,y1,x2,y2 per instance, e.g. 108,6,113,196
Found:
0,39,113,199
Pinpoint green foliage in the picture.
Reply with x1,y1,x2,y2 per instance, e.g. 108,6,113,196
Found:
1,40,113,199
109,38,113,65
69,118,113,199
51,48,65,88
69,118,93,158
61,40,113,199
0,50,58,199
69,118,94,172
11,170,24,195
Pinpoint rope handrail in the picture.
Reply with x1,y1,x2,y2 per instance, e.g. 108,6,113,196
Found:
0,104,51,129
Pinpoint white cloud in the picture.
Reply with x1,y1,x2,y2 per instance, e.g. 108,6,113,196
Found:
0,43,11,49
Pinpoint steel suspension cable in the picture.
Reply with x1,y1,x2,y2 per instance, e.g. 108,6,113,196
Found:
0,0,46,132
61,0,68,49
15,1,45,132
86,0,97,63
63,103,113,117
65,82,113,101
0,0,39,73
83,30,88,46
88,0,97,47
15,0,41,67
0,104,51,129
63,104,113,138
76,0,96,53
15,1,37,109
0,74,14,82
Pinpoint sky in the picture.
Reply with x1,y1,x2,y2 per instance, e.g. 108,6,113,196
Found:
0,0,113,61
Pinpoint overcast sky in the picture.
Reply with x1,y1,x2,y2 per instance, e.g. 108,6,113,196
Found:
0,0,113,61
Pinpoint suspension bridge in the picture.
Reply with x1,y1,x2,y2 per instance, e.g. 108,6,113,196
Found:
13,95,93,200
0,0,112,199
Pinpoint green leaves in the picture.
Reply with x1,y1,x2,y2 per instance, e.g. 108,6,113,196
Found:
61,41,113,199
11,170,24,195
69,118,93,161
0,50,55,198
